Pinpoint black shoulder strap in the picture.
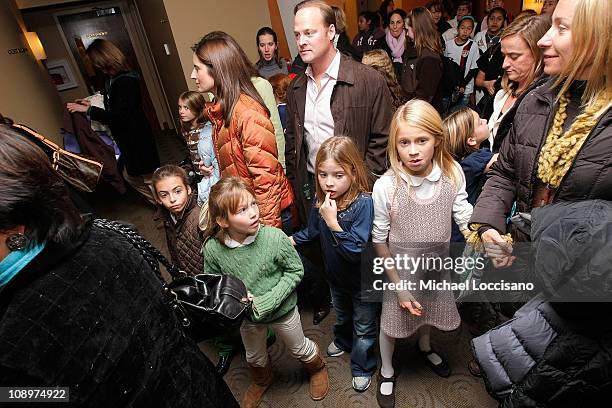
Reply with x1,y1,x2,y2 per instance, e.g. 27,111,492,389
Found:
93,219,184,281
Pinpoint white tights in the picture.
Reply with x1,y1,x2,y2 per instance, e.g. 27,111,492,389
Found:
378,326,441,395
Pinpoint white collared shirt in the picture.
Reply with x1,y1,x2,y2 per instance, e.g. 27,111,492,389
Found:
223,224,261,248
304,50,341,173
371,162,473,243
487,90,512,148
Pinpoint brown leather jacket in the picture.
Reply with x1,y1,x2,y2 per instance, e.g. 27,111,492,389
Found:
206,94,293,228
157,194,204,276
470,78,612,239
284,53,393,223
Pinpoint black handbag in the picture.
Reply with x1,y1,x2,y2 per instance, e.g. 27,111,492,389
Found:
93,219,251,342
12,124,103,193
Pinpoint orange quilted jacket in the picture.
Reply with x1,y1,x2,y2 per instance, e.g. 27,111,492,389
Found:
206,94,293,228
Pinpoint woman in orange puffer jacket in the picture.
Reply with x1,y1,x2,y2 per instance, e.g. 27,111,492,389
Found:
191,31,293,229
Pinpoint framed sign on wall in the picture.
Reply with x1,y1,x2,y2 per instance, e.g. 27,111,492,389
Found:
46,58,78,91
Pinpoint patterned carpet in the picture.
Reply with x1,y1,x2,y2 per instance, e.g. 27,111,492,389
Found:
92,130,498,408
198,307,497,408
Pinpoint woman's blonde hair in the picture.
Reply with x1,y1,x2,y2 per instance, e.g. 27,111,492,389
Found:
178,91,208,132
331,5,346,33
314,136,369,210
409,7,441,54
500,15,551,95
553,0,611,116
205,176,256,240
388,99,460,185
362,50,405,111
86,39,130,76
443,107,477,161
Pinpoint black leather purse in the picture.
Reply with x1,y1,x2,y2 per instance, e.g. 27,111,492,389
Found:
93,219,250,342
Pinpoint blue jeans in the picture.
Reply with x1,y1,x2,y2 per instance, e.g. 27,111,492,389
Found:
330,284,378,377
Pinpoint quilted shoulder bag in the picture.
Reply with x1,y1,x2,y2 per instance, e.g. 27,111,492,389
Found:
93,219,251,342
13,124,103,193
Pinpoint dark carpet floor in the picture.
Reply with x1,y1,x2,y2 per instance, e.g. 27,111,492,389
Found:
90,129,498,408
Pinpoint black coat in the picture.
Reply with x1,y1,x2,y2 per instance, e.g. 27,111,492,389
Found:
0,221,238,407
472,200,612,407
89,72,159,176
471,78,612,236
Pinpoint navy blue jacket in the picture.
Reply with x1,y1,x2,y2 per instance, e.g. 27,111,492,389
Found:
452,148,493,241
292,193,373,290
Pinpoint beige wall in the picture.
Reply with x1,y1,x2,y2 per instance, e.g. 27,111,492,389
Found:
1,1,63,143
163,0,272,90
21,8,90,104
134,0,186,127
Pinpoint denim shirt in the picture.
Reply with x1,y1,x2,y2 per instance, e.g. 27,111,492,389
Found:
293,193,374,288
196,122,220,205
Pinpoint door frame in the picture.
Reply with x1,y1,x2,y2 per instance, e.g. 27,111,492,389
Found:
53,0,174,129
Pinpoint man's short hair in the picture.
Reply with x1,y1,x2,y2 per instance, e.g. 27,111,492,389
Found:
294,0,336,28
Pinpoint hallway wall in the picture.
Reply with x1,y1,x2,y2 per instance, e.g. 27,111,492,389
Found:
163,0,272,90
1,0,63,142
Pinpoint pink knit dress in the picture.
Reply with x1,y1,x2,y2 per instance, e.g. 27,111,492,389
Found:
381,174,461,338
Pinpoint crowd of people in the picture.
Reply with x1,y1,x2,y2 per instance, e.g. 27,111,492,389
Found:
1,0,611,407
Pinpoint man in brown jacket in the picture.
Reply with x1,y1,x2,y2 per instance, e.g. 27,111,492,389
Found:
286,0,393,223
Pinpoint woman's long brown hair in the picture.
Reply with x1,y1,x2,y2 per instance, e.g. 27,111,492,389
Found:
192,31,269,124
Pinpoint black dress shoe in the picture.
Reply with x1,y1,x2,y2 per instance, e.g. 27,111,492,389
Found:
215,354,233,376
376,371,396,408
420,349,451,378
312,304,331,325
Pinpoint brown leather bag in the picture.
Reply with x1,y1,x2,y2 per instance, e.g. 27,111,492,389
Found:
13,124,103,193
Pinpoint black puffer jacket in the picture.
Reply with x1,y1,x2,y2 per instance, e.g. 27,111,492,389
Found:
472,200,612,407
470,78,612,237
0,221,237,407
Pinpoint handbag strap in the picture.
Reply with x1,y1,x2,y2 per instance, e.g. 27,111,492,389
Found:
93,218,185,281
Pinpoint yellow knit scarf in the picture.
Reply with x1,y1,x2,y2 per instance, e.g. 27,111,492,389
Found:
537,94,607,188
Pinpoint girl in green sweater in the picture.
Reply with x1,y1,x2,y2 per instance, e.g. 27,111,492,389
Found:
204,177,329,407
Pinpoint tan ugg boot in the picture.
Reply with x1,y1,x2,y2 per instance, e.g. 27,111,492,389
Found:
241,362,273,408
302,350,329,401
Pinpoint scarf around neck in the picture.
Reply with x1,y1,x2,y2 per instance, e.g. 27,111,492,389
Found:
0,241,46,287
386,30,405,63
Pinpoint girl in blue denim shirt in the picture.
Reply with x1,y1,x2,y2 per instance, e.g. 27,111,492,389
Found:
178,91,220,206
290,136,377,393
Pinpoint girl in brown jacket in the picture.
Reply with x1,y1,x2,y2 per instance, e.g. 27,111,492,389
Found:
191,31,294,230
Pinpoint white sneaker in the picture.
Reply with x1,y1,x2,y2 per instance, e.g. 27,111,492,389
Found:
352,375,372,392
327,341,344,357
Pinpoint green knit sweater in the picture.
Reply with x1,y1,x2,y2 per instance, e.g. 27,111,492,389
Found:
204,225,303,323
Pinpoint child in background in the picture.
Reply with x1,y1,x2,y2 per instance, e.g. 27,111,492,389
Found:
204,177,329,407
372,100,472,408
444,107,498,242
444,16,480,109
152,165,203,277
362,50,406,112
442,0,472,40
178,91,220,206
290,137,377,392
268,73,292,132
